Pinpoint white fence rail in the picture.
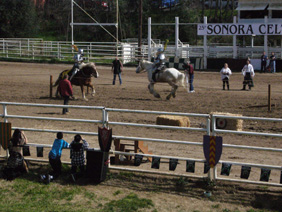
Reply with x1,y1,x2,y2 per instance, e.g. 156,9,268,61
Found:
0,102,282,187
0,102,210,180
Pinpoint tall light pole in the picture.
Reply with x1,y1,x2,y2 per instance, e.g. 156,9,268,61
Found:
116,0,119,57
71,0,74,46
138,0,143,59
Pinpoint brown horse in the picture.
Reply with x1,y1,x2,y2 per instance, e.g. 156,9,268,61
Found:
54,62,99,101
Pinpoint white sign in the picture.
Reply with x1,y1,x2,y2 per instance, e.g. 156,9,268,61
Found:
198,24,282,35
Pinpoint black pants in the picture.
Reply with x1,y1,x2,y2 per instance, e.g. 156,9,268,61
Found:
49,157,62,178
243,73,254,88
62,96,70,114
222,77,229,87
261,61,266,73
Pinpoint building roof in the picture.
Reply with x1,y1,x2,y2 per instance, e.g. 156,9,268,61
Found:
237,0,282,11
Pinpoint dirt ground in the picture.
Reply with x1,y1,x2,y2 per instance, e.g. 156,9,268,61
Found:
0,61,282,211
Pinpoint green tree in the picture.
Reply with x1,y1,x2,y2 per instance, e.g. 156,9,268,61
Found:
0,0,39,37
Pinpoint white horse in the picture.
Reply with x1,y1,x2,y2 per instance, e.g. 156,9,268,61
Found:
136,60,186,100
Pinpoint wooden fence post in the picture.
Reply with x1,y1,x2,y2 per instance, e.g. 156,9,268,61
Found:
50,75,53,98
268,84,271,112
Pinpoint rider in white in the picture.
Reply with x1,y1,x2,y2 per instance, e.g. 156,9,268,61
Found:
152,48,166,82
69,46,84,81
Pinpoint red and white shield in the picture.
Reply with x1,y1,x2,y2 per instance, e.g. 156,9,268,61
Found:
98,127,112,152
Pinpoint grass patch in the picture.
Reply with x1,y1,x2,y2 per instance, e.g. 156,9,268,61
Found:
0,178,89,212
113,190,122,196
100,193,154,212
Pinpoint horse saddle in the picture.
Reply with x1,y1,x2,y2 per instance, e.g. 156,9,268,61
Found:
152,67,166,82
61,69,72,78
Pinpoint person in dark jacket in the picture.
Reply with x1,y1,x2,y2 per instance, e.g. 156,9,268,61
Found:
182,61,195,93
58,74,73,114
269,52,276,73
260,51,268,73
111,57,123,85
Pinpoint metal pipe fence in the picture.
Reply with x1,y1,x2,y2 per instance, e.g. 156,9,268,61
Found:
0,102,282,187
0,102,210,180
211,113,282,187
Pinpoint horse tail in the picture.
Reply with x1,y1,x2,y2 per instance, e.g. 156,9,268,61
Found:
178,73,185,87
53,73,63,87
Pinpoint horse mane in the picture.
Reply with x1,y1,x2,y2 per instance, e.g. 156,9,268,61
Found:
82,62,96,70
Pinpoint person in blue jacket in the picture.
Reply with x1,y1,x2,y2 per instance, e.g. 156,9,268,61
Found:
41,132,69,183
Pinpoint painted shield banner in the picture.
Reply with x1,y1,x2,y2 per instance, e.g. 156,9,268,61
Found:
241,166,251,179
134,154,143,166
203,135,223,168
169,158,178,171
98,127,112,152
0,122,11,150
36,147,44,157
23,146,31,157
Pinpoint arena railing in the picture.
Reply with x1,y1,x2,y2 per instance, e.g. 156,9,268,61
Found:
1,102,281,186
210,114,282,187
0,102,211,180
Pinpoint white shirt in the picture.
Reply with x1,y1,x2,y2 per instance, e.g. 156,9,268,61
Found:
220,67,232,80
242,64,255,77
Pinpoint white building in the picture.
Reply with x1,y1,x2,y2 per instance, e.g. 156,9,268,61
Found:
237,0,282,23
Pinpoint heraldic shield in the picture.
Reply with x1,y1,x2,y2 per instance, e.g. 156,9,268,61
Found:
203,135,223,168
98,127,112,152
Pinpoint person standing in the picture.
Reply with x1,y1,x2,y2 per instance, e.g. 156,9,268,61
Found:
112,57,123,85
260,51,268,73
58,74,73,115
269,52,276,73
182,61,195,93
220,63,232,90
241,60,255,90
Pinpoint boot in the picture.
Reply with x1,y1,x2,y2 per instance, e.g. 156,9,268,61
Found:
69,69,78,81
241,85,246,90
223,84,225,90
227,85,229,90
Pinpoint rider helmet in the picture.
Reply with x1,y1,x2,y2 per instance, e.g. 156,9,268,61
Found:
78,49,84,55
156,48,163,55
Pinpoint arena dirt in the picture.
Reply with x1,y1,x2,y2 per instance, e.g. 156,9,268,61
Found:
0,61,282,211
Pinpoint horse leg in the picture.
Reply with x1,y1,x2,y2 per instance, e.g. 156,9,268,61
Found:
172,85,178,98
89,83,95,97
87,86,90,95
150,83,160,98
148,84,153,94
166,82,178,100
81,85,88,101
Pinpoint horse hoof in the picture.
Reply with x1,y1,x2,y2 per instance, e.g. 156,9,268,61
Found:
154,94,161,98
166,96,171,100
84,98,89,101
91,93,95,97
172,94,176,98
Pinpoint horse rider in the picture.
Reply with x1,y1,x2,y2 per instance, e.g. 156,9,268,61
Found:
69,45,85,81
152,48,166,82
